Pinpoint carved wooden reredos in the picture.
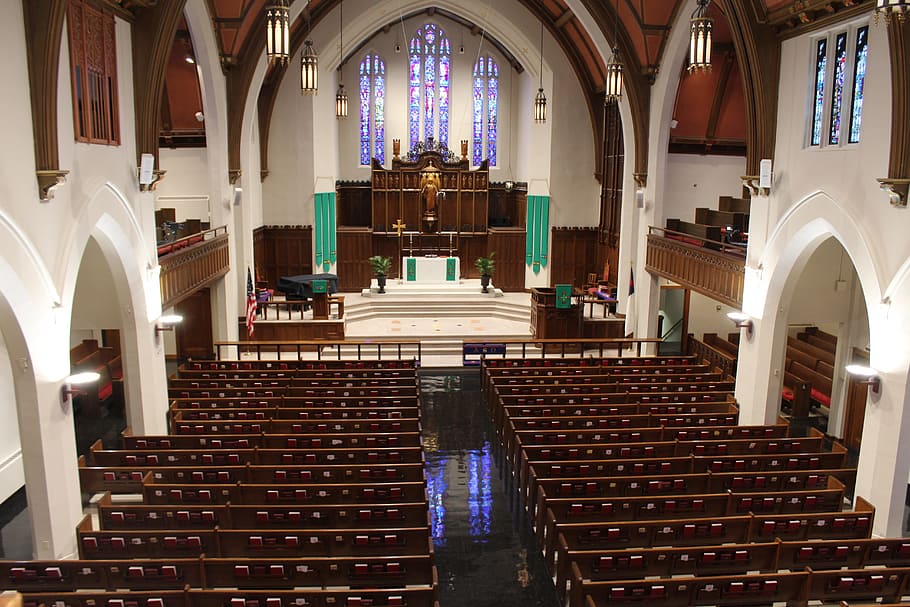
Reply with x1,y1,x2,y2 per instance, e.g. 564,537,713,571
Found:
371,149,489,236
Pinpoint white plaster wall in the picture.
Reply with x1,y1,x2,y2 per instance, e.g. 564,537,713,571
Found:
157,148,211,200
663,154,746,222
686,290,739,339
786,236,854,326
770,20,898,276
0,334,24,505
71,239,121,331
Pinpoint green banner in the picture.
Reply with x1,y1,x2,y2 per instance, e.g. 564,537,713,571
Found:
526,195,550,275
314,192,337,271
312,279,327,294
556,284,572,309
406,257,417,281
446,257,456,281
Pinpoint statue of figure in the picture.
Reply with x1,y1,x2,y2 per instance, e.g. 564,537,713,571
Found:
420,171,440,215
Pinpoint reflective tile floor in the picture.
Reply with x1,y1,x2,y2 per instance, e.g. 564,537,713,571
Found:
420,370,560,607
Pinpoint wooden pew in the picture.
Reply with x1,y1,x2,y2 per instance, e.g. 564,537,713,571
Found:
665,218,723,250
576,571,808,607
694,207,749,231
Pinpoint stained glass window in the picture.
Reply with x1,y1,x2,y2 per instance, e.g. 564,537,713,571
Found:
848,26,868,144
358,53,386,166
828,32,848,145
408,24,450,150
472,60,484,165
471,56,499,166
810,38,827,146
373,55,385,164
487,59,498,167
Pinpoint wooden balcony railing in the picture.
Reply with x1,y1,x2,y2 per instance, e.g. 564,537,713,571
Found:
159,227,230,309
646,228,745,308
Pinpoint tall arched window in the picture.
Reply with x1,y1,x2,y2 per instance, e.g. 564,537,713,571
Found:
359,53,385,165
472,56,499,166
409,24,450,150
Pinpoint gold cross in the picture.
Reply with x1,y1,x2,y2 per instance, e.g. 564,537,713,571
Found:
393,218,407,237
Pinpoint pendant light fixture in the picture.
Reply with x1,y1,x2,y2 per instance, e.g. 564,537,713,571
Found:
876,0,909,22
300,6,318,95
688,0,713,71
335,0,348,118
605,0,623,102
265,0,290,64
534,22,547,123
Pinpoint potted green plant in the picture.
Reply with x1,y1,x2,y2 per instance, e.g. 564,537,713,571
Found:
368,255,392,293
475,252,496,293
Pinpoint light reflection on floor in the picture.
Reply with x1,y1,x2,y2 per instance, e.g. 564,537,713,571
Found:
420,370,559,607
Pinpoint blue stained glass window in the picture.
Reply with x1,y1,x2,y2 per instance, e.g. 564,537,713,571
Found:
848,26,868,144
359,59,371,166
358,53,386,166
472,60,484,165
439,52,450,147
471,56,499,166
408,24,450,149
409,46,421,150
810,39,827,146
424,54,435,142
487,58,498,167
374,56,385,164
829,32,847,145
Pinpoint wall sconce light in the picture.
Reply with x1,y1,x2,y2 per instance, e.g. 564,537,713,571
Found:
156,314,183,339
726,311,753,337
846,364,881,394
61,371,100,405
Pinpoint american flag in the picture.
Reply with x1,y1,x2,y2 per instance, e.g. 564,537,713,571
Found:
246,268,256,338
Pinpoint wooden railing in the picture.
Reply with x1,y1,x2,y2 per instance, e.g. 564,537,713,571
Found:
159,228,230,309
214,340,422,363
687,333,737,378
646,228,745,308
463,337,664,361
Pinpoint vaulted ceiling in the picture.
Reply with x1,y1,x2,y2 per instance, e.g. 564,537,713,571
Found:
156,0,873,164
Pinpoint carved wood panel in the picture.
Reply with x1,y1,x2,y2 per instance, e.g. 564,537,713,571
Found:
336,228,373,292
550,227,599,288
253,225,313,287
488,228,526,291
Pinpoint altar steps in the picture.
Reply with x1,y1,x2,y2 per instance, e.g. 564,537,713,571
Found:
343,287,530,324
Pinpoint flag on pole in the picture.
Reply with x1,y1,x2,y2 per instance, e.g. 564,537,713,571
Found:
624,267,637,337
246,268,257,338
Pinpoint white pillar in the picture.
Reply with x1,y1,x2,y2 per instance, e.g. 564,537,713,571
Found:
16,368,83,558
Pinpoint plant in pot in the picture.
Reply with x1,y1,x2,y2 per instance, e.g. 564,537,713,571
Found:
475,252,496,293
368,255,392,293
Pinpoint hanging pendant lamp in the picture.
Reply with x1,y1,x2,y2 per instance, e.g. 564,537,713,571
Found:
335,0,348,118
605,0,623,102
300,7,318,95
534,22,547,123
688,0,713,71
265,0,290,64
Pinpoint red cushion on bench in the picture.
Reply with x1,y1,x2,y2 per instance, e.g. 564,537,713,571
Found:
781,387,794,402
98,382,113,401
810,388,831,407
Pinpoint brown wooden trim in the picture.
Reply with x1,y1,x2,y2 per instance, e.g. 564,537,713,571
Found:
887,17,910,181
22,0,67,176
719,0,781,174
131,0,187,167
768,1,875,39
579,0,651,179
705,51,736,142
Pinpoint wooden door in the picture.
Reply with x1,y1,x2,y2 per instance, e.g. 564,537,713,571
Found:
842,378,867,451
175,288,214,360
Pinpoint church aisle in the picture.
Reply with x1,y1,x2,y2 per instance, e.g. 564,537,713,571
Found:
419,370,559,607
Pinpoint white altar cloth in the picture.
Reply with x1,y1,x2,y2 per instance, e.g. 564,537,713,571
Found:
403,256,460,284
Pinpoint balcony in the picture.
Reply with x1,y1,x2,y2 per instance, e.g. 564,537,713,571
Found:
645,227,745,308
159,226,230,308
